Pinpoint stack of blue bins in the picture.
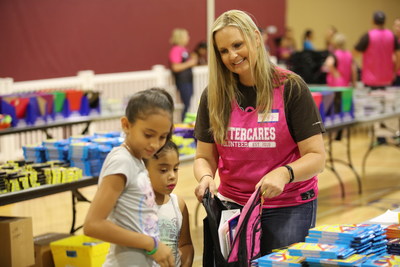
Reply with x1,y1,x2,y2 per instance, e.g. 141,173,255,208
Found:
43,139,69,162
22,144,47,163
91,137,123,165
92,132,123,166
69,142,100,177
68,135,101,177
93,131,122,138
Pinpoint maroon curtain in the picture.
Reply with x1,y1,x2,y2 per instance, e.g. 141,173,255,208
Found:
0,0,284,81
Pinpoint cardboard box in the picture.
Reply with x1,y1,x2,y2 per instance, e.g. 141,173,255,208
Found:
32,233,72,267
0,216,34,267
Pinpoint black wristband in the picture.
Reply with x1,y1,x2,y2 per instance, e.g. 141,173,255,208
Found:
284,165,295,183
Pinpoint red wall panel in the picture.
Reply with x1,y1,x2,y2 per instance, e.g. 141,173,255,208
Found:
0,0,284,81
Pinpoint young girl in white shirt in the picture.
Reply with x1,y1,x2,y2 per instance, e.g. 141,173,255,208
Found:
84,88,175,267
145,140,194,267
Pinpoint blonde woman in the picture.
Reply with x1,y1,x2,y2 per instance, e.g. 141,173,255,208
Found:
169,28,198,121
323,33,357,87
193,10,326,257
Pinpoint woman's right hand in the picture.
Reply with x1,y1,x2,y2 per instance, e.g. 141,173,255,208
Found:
151,242,175,267
194,175,216,202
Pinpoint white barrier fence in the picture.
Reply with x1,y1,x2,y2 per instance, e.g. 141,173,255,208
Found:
0,65,208,161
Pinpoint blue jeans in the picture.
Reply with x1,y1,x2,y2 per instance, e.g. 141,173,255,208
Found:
176,82,193,121
260,199,317,255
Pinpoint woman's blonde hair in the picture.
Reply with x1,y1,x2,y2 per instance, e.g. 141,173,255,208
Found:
332,33,346,50
169,28,188,46
208,10,301,144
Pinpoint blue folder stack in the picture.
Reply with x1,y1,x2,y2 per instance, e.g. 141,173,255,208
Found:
360,254,400,266
43,139,70,162
251,250,305,266
69,142,101,177
22,144,47,163
306,224,387,256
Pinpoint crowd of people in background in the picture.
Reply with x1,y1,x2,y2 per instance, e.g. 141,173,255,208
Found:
168,11,400,118
166,11,400,161
275,11,399,89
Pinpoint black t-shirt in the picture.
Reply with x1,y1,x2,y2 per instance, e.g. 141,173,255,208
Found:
194,81,326,143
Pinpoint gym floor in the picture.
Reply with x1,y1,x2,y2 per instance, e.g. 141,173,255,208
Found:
1,128,399,267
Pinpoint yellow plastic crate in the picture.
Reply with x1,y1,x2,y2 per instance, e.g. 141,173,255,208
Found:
50,235,110,267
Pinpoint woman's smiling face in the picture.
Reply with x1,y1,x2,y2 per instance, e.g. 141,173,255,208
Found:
214,26,258,85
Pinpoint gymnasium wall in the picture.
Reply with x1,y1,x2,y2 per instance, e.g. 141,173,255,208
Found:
0,0,285,82
0,0,206,81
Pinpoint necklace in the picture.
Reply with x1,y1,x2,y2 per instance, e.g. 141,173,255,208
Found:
122,142,135,157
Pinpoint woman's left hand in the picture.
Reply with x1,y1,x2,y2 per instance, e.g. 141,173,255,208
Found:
255,167,289,199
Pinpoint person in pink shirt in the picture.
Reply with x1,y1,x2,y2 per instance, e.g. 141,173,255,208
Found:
392,18,400,86
354,11,400,89
193,10,326,257
323,33,357,87
168,28,198,122
354,11,400,145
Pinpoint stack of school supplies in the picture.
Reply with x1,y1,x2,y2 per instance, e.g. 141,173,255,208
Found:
361,254,400,266
43,166,82,184
251,250,305,266
30,162,52,185
69,135,94,143
22,144,47,163
306,253,367,266
97,144,113,166
0,171,7,193
288,242,356,259
91,136,123,166
172,123,196,156
69,142,101,176
21,132,123,178
306,224,387,255
91,137,123,149
386,224,400,239
93,131,122,138
0,161,83,193
387,238,400,255
172,135,196,156
43,139,69,162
